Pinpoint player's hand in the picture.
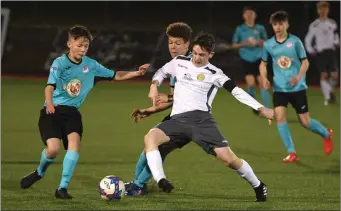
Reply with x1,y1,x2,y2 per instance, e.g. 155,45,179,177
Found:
262,78,271,90
258,39,265,47
148,85,158,106
137,64,150,76
130,108,151,123
258,107,275,125
155,93,169,106
290,76,301,86
46,104,56,114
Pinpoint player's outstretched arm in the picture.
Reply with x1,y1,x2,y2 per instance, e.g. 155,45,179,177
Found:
130,101,172,123
114,64,149,80
45,85,56,114
259,61,271,90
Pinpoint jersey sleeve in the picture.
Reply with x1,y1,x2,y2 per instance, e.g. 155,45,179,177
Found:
152,58,176,86
47,59,61,87
169,76,175,88
94,61,116,79
304,23,316,54
213,70,230,88
295,38,307,60
261,43,270,62
260,25,268,40
232,27,240,44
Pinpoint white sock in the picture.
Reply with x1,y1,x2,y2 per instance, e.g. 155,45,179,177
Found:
236,159,260,188
320,80,332,100
146,150,166,183
328,78,338,89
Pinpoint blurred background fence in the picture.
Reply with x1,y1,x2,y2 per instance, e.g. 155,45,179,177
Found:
1,1,340,85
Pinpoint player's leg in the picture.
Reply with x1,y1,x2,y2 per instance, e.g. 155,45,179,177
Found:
317,51,333,105
328,52,339,103
242,60,258,114
214,146,267,202
290,90,333,155
191,115,266,202
144,118,189,193
20,108,62,189
273,92,297,162
55,107,82,199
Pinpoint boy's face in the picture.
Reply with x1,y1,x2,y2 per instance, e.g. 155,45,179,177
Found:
243,9,256,23
272,21,289,36
192,44,214,67
67,37,89,60
168,36,189,58
317,6,329,18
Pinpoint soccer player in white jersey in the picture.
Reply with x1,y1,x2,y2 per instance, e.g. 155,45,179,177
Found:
304,1,340,105
144,32,274,202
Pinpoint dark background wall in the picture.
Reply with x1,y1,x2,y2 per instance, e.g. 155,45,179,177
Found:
1,1,340,84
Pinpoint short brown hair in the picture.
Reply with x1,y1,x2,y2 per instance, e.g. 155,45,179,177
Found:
270,11,289,24
68,25,93,42
316,1,330,9
166,22,192,42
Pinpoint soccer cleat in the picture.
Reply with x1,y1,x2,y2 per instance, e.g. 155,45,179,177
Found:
124,182,148,196
124,181,134,190
55,188,73,199
253,181,267,202
20,170,42,189
283,153,299,163
158,178,174,193
324,129,333,155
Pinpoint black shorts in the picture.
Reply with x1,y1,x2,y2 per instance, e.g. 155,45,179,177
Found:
273,90,308,114
316,49,339,73
38,105,83,150
156,110,228,156
241,59,261,76
158,113,190,150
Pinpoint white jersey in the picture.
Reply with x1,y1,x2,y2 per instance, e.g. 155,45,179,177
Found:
152,56,264,116
304,18,340,53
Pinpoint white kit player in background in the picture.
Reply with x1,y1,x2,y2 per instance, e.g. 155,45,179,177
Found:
304,1,340,105
144,32,274,202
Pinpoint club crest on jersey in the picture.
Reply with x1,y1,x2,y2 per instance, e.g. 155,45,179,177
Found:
82,66,89,73
277,56,292,69
197,73,205,81
64,78,82,97
286,42,293,48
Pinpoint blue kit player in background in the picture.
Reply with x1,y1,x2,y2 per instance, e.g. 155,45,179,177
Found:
19,25,149,199
232,6,271,114
259,11,333,163
125,22,193,196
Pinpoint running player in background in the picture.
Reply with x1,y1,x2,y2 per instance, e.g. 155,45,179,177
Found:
232,6,271,114
19,25,149,199
259,11,333,163
304,1,339,106
125,22,193,196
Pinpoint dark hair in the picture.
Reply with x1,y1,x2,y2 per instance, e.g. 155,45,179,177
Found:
68,25,93,42
192,32,215,53
270,11,289,24
166,22,192,42
243,6,256,14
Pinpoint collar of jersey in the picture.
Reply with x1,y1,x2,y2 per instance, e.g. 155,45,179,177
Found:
275,33,290,44
65,53,83,65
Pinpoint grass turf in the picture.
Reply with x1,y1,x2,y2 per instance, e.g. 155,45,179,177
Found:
1,78,339,210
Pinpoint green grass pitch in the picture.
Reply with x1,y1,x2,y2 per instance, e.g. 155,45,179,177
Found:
2,77,339,210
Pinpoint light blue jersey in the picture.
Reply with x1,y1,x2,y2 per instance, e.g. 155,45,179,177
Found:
169,51,192,87
262,34,308,92
232,24,267,62
45,54,115,109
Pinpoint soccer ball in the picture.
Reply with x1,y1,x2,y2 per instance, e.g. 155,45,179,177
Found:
98,175,125,200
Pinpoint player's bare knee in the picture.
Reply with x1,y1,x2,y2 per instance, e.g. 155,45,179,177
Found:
67,132,81,152
320,72,328,80
298,113,310,128
46,138,61,157
331,72,339,81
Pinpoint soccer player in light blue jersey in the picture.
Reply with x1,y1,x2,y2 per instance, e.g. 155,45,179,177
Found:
19,25,149,199
232,6,271,114
125,22,193,196
259,11,333,163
